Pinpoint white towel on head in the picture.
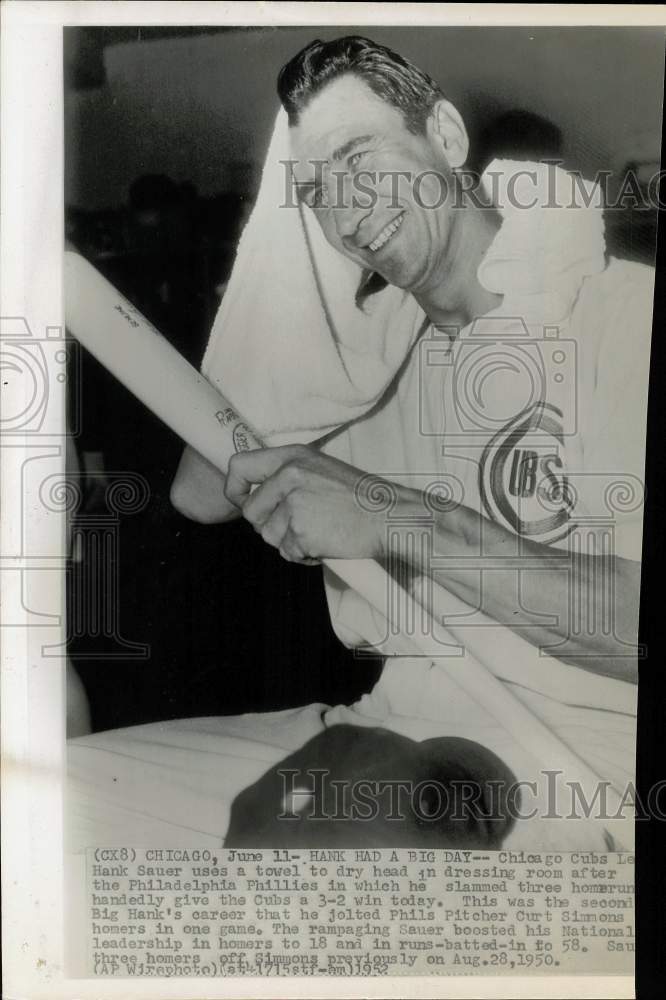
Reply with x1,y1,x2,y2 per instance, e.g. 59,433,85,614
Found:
201,108,425,445
201,113,607,448
478,159,606,323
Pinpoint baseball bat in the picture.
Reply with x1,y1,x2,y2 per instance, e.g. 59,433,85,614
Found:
64,250,627,837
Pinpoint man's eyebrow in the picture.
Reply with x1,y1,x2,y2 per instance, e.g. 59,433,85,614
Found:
330,134,375,163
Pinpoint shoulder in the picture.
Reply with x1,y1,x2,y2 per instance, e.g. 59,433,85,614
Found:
578,257,655,322
575,257,655,376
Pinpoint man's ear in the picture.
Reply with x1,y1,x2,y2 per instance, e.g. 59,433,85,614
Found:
427,99,469,169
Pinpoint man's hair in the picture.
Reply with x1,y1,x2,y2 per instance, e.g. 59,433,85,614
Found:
277,35,445,134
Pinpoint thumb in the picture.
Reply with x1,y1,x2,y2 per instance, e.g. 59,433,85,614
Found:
224,446,300,508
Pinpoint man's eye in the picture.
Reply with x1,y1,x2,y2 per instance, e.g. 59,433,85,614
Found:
348,150,368,170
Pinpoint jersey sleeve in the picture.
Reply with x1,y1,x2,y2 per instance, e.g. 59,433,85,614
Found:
578,262,655,562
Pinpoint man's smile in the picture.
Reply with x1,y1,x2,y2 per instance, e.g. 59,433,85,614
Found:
366,211,405,252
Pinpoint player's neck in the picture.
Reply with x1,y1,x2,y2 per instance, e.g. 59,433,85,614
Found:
415,200,502,336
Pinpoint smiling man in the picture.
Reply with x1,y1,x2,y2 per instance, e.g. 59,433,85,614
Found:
284,63,500,322
173,36,652,689
163,35,658,854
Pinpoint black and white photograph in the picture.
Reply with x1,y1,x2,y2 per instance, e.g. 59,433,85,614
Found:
2,3,665,997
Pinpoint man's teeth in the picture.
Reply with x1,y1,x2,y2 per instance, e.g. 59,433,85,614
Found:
369,213,404,252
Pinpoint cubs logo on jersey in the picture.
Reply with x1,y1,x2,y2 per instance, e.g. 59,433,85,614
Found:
479,401,576,544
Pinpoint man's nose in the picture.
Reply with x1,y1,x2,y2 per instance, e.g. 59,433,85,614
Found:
333,175,373,244
334,204,373,244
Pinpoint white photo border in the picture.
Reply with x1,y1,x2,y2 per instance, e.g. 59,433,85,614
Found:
3,3,665,998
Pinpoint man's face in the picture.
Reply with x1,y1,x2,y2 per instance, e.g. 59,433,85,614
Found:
289,74,461,292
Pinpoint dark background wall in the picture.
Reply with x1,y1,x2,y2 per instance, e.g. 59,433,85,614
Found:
66,26,664,209
64,26,664,732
